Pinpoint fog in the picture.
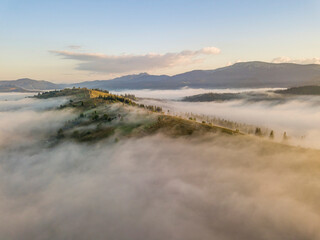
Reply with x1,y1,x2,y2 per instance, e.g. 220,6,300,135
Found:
136,90,320,148
0,93,75,148
1,93,320,240
0,93,69,112
112,87,284,100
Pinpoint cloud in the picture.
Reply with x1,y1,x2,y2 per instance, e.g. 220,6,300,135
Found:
67,45,82,49
271,57,320,64
50,47,221,74
0,93,75,148
226,59,244,66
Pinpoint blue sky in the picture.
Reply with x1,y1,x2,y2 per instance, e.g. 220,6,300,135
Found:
1,0,319,82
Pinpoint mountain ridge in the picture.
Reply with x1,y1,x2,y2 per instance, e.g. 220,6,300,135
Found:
67,61,320,89
2,62,320,91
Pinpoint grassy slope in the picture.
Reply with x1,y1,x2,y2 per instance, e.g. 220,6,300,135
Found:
35,88,241,143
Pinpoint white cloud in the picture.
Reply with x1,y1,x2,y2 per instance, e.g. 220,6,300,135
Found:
67,45,82,49
50,47,221,74
196,47,221,55
271,57,320,64
226,59,244,66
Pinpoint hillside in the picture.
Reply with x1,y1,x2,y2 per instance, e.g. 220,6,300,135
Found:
181,91,288,102
274,85,320,95
35,88,317,157
35,88,240,143
66,62,320,90
183,93,243,102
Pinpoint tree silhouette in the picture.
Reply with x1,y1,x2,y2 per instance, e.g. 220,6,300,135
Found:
269,130,274,139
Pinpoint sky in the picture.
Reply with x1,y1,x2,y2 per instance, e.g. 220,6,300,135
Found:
0,0,320,83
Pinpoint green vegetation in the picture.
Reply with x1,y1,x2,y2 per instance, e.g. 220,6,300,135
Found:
35,88,293,145
35,88,243,143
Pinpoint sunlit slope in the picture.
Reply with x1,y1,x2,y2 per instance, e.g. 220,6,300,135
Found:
35,88,242,143
36,88,320,157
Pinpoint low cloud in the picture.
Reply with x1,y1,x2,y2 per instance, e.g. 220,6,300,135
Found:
272,56,320,64
50,47,221,74
226,59,245,66
0,93,75,148
2,93,320,239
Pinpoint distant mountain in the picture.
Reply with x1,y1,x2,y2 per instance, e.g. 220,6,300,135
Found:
67,62,320,90
0,78,61,92
64,73,170,89
4,62,320,92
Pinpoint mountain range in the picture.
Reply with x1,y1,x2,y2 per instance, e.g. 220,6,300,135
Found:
0,78,60,92
2,62,320,92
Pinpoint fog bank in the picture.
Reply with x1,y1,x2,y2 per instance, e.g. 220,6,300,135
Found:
1,93,320,240
2,134,320,240
112,87,283,100
139,96,320,148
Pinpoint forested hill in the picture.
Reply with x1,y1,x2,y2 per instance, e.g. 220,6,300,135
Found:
35,88,239,143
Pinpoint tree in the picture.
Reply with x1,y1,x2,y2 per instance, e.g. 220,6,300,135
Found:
102,114,110,121
255,127,262,136
57,128,64,138
283,132,288,141
91,111,99,121
269,130,274,139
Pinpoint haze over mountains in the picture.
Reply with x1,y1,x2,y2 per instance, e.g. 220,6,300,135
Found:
3,62,320,92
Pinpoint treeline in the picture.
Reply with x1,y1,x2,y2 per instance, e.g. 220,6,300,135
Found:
98,94,133,104
183,112,261,134
138,104,162,113
91,88,109,93
122,94,137,100
181,112,289,140
35,88,88,99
